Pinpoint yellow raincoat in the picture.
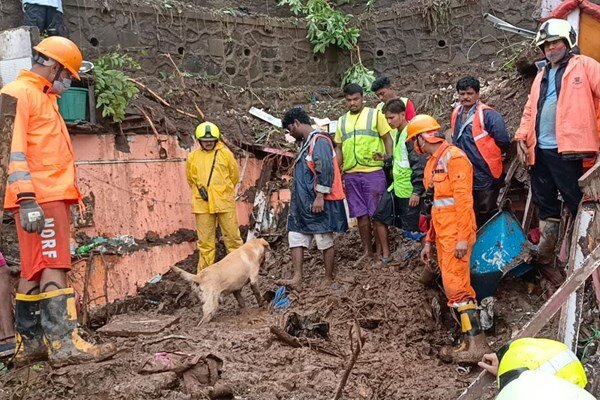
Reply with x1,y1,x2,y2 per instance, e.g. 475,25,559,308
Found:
186,141,242,271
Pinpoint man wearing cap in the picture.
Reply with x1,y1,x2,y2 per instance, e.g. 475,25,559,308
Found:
186,122,243,272
1,36,116,366
408,114,490,364
516,19,600,279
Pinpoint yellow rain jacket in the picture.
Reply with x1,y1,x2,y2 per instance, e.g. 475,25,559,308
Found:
186,141,239,214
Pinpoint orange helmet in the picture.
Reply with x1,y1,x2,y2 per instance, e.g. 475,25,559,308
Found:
405,114,442,143
34,36,83,80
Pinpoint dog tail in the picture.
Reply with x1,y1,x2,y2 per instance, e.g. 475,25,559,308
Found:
170,265,198,283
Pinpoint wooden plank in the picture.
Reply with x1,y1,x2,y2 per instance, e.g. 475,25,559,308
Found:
457,245,600,400
521,186,534,233
578,160,600,199
558,203,597,351
97,315,180,337
496,157,519,208
0,93,17,222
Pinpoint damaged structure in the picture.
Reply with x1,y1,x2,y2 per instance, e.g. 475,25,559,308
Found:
0,0,600,399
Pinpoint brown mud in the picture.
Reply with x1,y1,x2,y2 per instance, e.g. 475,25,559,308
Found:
1,228,570,400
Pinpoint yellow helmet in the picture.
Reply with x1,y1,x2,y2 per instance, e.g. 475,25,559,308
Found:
535,18,577,49
497,338,587,391
195,122,221,141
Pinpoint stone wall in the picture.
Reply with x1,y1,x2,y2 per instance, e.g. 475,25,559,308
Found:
0,0,344,88
360,0,537,77
0,0,538,89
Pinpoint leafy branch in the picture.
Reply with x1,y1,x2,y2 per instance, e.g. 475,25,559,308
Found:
94,52,140,123
278,0,374,91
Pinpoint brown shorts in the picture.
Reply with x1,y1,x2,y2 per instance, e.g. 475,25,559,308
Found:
15,201,72,281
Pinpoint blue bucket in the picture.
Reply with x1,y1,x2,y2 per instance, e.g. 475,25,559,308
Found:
470,211,533,301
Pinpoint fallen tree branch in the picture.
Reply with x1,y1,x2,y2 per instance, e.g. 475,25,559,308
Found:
163,53,206,120
128,78,200,119
143,334,198,346
269,326,342,358
333,320,365,400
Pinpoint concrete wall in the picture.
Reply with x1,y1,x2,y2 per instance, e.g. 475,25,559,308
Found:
0,0,537,89
68,133,289,305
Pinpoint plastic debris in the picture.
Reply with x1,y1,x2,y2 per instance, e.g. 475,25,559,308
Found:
147,274,163,284
271,286,291,311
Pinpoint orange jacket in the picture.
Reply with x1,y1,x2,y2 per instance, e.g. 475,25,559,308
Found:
515,55,600,165
424,144,476,244
1,70,81,209
450,101,503,179
306,133,345,201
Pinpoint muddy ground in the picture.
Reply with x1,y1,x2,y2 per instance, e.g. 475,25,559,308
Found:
3,226,588,400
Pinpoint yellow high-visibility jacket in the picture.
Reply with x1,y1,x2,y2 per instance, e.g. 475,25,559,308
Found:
186,141,238,214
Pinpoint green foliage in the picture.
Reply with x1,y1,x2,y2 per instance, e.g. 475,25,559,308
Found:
278,0,360,54
94,53,140,123
341,62,375,91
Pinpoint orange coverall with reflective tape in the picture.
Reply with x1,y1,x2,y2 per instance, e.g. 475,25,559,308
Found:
1,70,81,209
424,144,477,306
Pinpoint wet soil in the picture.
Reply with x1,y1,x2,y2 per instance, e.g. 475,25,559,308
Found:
1,228,570,400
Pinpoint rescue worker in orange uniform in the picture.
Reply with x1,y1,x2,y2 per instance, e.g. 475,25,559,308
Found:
1,36,116,366
516,19,600,279
409,114,491,364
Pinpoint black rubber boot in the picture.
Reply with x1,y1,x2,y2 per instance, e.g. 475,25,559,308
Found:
439,301,491,364
40,288,117,367
14,293,48,365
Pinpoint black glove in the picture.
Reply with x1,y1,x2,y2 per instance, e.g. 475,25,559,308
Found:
19,200,45,234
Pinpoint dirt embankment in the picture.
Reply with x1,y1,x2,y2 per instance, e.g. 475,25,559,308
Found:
1,228,567,400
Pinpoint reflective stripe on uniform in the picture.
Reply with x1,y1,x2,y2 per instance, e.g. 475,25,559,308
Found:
433,197,455,207
341,129,380,141
340,108,377,141
8,171,32,182
9,152,26,162
394,159,411,168
473,131,489,141
537,350,578,375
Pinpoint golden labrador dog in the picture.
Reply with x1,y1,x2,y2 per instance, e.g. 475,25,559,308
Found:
171,238,269,324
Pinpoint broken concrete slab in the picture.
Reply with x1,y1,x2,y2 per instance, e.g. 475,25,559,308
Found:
98,315,180,337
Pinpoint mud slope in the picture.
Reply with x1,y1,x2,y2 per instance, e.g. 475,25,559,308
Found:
0,228,558,400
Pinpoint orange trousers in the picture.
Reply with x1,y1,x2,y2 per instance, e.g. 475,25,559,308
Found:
436,236,476,307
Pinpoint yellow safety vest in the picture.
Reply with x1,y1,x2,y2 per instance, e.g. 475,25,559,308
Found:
338,107,384,172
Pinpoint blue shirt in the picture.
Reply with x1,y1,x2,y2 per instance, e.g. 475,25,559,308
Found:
537,68,558,149
23,1,63,12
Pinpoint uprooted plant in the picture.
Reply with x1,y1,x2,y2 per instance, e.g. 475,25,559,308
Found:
278,0,374,91
94,52,141,123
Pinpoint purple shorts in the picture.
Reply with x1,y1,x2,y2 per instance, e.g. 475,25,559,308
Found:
344,169,387,218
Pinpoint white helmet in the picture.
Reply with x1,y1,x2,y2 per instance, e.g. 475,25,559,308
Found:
535,18,577,49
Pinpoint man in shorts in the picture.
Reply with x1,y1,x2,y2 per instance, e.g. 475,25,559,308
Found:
334,83,393,266
278,107,347,289
2,36,115,366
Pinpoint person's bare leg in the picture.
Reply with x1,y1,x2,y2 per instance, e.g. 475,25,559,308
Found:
374,221,390,260
277,247,304,289
322,247,335,283
17,278,40,295
39,269,67,292
355,216,375,266
0,267,15,343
